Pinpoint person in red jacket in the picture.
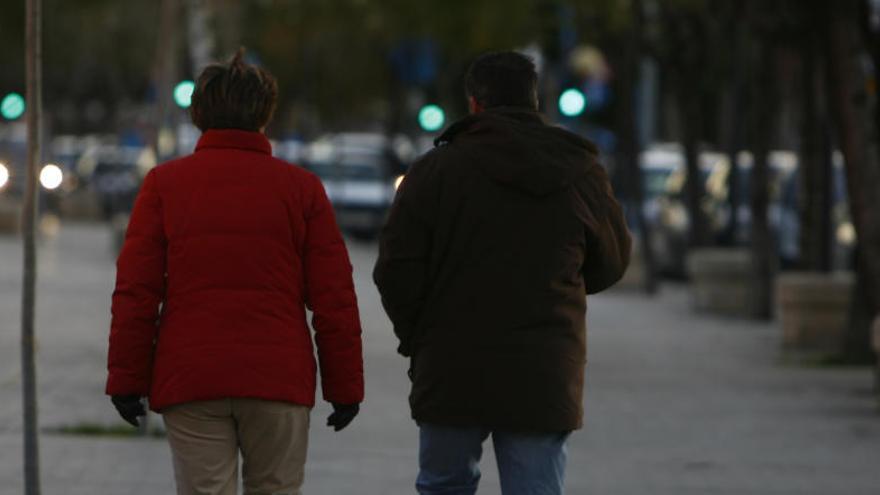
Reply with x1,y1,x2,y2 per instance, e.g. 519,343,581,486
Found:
105,49,364,495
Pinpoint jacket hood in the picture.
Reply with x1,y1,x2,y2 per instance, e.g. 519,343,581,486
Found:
435,107,598,196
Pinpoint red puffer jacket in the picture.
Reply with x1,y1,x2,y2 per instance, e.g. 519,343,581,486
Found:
106,129,364,411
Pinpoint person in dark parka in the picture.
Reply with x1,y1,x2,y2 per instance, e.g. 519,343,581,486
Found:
374,51,631,495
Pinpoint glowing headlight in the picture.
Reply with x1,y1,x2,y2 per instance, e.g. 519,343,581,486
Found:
39,164,63,190
0,163,8,189
662,204,690,231
836,222,856,246
394,175,405,191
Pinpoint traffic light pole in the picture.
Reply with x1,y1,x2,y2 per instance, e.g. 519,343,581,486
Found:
22,0,43,493
154,0,180,162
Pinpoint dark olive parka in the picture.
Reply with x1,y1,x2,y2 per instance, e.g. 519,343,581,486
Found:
373,108,631,432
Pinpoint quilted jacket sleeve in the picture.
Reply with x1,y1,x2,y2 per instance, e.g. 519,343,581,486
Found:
106,169,167,396
580,162,632,294
302,174,364,405
372,152,438,357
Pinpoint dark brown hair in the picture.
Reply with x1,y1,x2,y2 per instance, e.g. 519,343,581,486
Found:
465,51,539,110
190,48,278,132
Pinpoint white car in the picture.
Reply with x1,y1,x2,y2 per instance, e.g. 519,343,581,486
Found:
302,133,410,239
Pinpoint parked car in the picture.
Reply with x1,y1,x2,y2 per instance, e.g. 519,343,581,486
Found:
638,146,681,228
0,123,28,199
774,151,854,270
695,150,853,270
0,123,66,213
75,145,156,219
274,138,308,165
642,145,854,277
302,133,409,239
638,144,726,277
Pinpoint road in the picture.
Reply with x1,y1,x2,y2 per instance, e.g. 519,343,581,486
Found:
0,222,878,494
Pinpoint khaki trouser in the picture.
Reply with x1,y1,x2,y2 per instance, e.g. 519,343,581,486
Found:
163,398,311,495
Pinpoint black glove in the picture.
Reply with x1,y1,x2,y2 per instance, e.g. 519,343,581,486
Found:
111,395,146,427
326,402,359,432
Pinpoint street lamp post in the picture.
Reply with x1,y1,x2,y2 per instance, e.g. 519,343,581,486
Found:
22,0,43,492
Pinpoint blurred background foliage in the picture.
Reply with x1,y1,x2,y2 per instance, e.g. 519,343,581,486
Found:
1,0,632,132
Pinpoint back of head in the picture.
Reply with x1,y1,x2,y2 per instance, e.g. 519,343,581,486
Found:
465,51,539,111
190,48,278,132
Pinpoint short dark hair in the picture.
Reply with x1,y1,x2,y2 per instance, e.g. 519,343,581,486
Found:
464,51,539,110
190,48,278,132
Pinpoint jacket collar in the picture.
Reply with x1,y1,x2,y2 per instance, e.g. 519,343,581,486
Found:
195,129,272,155
435,107,545,147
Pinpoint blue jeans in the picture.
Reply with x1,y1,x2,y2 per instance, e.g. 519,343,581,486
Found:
417,423,569,495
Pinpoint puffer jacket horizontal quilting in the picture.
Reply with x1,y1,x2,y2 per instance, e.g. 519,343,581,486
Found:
106,129,364,411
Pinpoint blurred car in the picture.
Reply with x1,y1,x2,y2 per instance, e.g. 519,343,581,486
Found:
651,150,805,276
637,145,686,231
638,144,726,277
0,123,68,214
0,124,27,200
712,151,798,257
775,151,854,270
39,134,106,214
75,145,156,219
274,138,309,165
302,133,410,239
699,150,853,270
644,146,855,276
50,134,100,176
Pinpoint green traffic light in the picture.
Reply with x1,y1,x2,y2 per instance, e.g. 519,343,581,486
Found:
173,80,196,109
1,92,26,120
418,104,445,132
558,88,586,117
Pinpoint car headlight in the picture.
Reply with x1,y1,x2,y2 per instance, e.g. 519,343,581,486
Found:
394,174,405,191
0,163,8,189
662,204,690,231
39,164,63,191
836,222,856,246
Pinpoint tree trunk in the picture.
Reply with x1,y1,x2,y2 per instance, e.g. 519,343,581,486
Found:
826,0,880,361
799,18,834,273
22,0,42,493
656,6,710,249
859,0,880,376
617,0,657,294
680,93,711,247
747,37,777,320
722,16,747,246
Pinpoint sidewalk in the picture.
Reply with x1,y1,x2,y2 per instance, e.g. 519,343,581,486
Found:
0,223,878,494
